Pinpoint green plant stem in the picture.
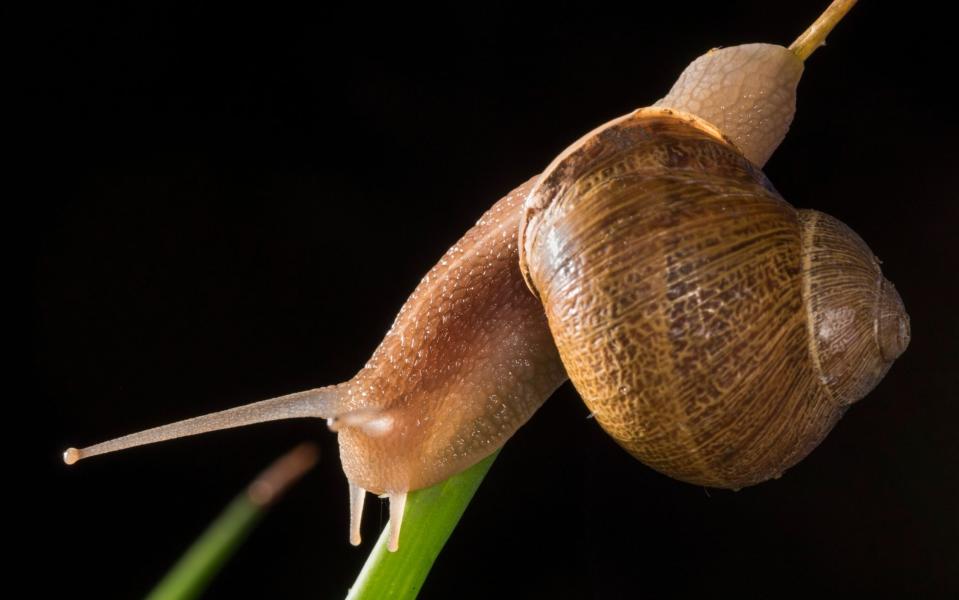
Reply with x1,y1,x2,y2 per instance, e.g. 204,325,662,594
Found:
346,450,500,600
146,443,318,600
146,495,263,600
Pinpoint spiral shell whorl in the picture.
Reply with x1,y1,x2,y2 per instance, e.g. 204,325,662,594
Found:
799,210,910,407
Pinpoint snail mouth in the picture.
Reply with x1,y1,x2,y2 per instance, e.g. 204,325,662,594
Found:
876,278,910,362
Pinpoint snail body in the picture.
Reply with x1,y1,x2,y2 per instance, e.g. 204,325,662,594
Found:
64,178,568,550
332,179,567,496
64,1,908,551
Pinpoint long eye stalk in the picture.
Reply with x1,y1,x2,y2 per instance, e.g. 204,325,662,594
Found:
63,386,342,464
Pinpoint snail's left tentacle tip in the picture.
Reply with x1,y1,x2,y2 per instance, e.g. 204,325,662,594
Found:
348,480,367,547
63,447,82,465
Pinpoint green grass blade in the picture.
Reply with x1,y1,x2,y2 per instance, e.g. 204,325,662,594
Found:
346,450,499,600
146,443,319,600
145,496,262,600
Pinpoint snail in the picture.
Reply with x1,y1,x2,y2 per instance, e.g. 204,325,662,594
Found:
62,0,909,553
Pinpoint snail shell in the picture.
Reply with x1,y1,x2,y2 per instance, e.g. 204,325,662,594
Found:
519,107,909,489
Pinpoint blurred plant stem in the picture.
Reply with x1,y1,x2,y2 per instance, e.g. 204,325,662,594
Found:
145,443,319,600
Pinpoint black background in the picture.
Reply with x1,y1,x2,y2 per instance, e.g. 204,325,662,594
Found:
25,1,957,598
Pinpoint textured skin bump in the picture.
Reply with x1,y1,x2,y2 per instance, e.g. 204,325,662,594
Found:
799,210,910,406
521,113,841,489
337,179,567,495
655,44,803,167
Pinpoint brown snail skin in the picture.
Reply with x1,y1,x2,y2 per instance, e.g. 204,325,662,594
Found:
63,0,908,550
63,179,569,551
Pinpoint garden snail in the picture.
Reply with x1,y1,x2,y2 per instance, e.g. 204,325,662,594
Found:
62,0,909,553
